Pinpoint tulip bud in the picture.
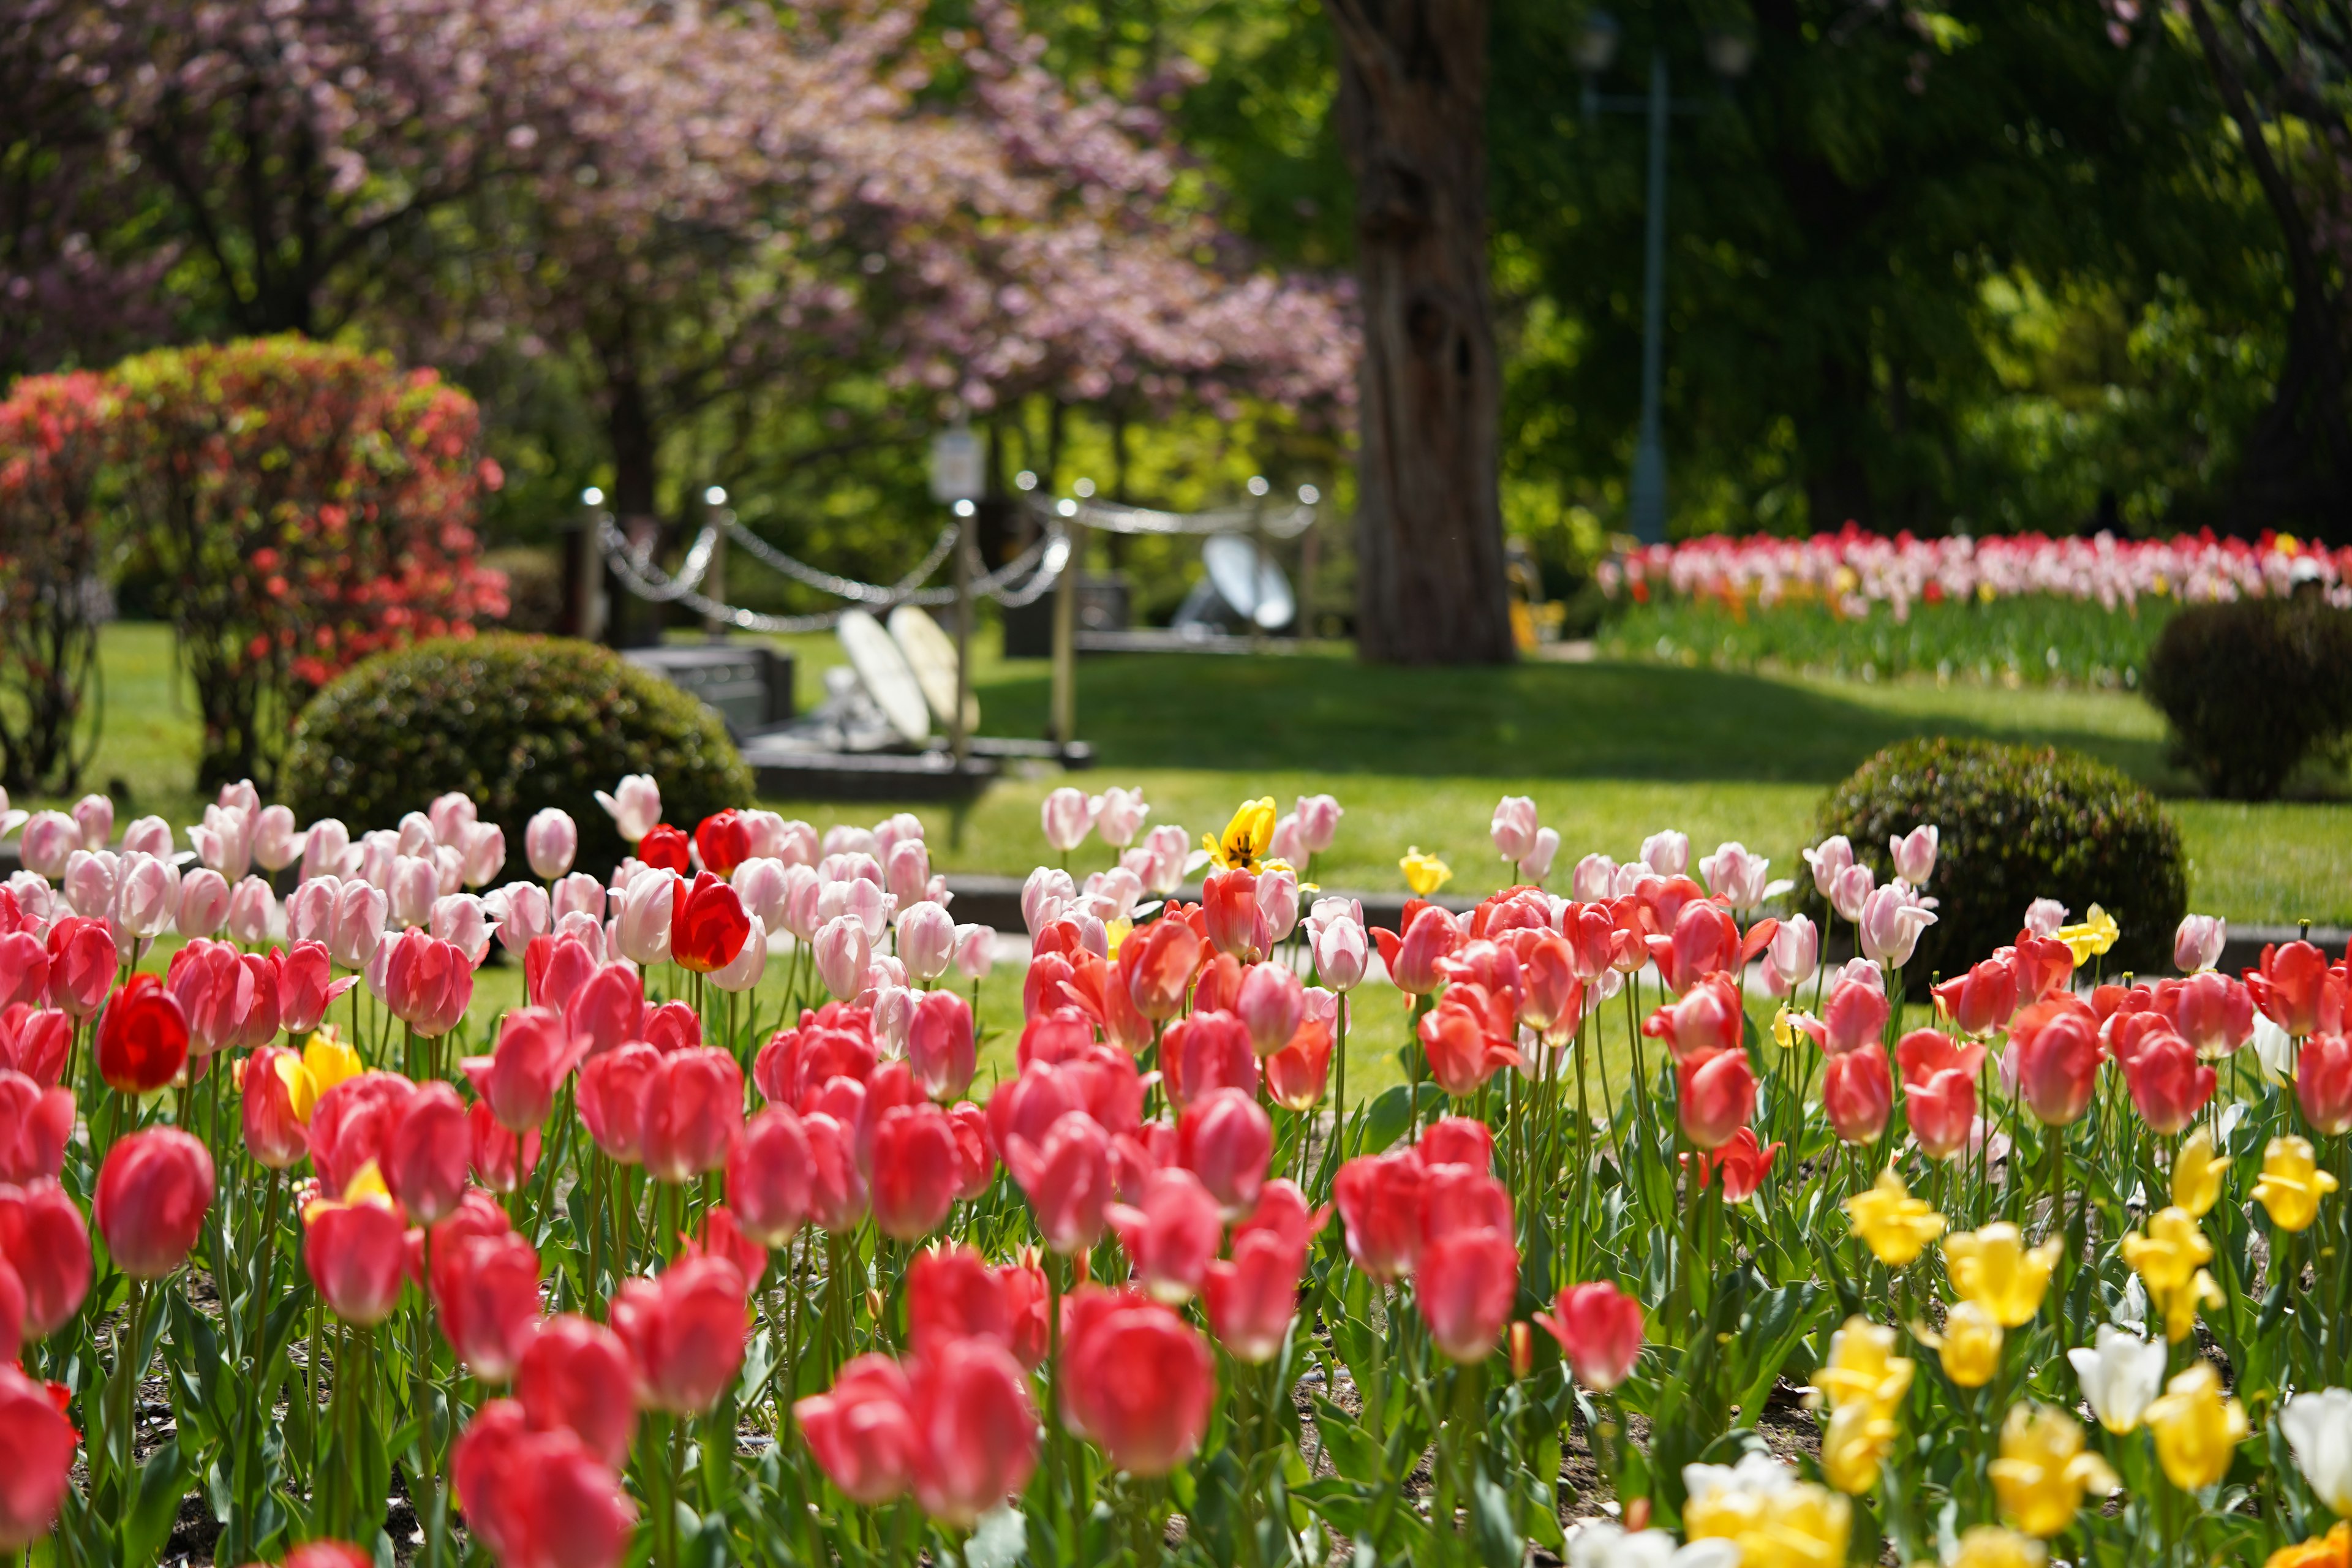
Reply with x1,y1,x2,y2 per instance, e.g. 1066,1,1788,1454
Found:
176,869,232,940
95,1127,216,1277
898,900,957,984
611,1251,748,1415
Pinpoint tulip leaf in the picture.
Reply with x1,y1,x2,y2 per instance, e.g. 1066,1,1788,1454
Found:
1469,1468,1521,1568
1311,1396,1384,1483
1362,1084,1416,1154
1288,1476,1370,1539
124,1436,192,1567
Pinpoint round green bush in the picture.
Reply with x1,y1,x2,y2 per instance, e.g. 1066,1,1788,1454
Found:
282,634,752,876
1809,737,2186,981
2145,596,2352,800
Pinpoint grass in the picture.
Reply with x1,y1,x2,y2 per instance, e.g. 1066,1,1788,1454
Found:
26,622,2352,930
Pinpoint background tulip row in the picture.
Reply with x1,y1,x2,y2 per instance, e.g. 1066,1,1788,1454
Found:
2,777,2352,1568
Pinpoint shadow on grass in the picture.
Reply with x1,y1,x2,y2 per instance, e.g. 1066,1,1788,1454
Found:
975,652,2176,785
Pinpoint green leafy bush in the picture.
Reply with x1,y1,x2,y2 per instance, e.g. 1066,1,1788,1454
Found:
282,635,750,875
1811,737,2185,979
2144,596,2352,799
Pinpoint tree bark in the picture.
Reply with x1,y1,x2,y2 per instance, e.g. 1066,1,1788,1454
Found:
1326,0,1513,665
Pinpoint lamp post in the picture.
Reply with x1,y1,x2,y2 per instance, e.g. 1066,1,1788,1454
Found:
928,424,985,766
1577,10,1752,544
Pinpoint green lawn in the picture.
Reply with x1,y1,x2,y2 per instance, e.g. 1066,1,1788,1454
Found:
26,622,2352,929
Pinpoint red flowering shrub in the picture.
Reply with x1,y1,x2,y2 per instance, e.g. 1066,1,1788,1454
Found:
0,372,112,793
107,337,507,786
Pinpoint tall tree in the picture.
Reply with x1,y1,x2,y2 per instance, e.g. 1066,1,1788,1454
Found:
1323,0,1514,663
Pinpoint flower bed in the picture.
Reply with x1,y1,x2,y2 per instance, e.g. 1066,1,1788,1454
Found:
0,776,2347,1568
1599,528,2352,687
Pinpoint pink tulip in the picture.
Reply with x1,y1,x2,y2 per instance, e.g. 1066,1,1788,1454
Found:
17,813,75,880
611,1250,747,1415
1005,1109,1114,1254
1698,840,1772,909
2008,998,2105,1126
253,804,300,872
1857,882,1936,967
45,916,114,1016
1804,835,1853,899
383,1080,472,1224
1490,796,1539,862
641,1047,744,1184
908,989,976,1102
0,933,47,1014
330,880,389,970
0,1070,72,1185
381,928,472,1037
452,1398,635,1568
1890,824,1939,886
0,1179,92,1338
1235,962,1305,1057
1059,1289,1214,1477
897,900,957,984
1040,786,1100,853
518,1313,637,1468
469,1099,542,1194
95,1127,216,1278
1675,1046,1756,1151
1418,1229,1517,1363
1203,1227,1306,1363
176,869,232,939
870,1103,960,1241
1109,1166,1223,1303
2174,913,2226,974
526,809,579,880
1535,1281,1643,1390
1823,1044,1893,1144
462,1006,587,1133
0,1362,76,1549
0,1007,69,1087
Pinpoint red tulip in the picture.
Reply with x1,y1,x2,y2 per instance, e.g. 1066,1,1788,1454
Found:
1420,1163,1512,1248
2008,997,2105,1126
1692,1126,1780,1202
635,823,691,873
2123,1028,2215,1136
381,1080,470,1224
1641,971,1743,1061
671,872,751,974
907,1338,1041,1526
1675,1046,1757,1151
44,916,115,1017
641,998,700,1055
519,1313,639,1468
0,1179,91,1338
1933,957,2018,1036
908,989,976,1102
1373,903,1463,995
0,1071,71,1185
1893,1027,1985,1088
0,1362,75,1549
695,1204,771,1292
304,1178,409,1326
610,1250,748,1415
1536,1281,1643,1390
1177,1087,1270,1216
451,1398,635,1568
2152,971,2255,1058
276,1544,374,1568
1418,1115,1495,1172
1189,952,1243,1016
1263,1020,1333,1112
871,1104,962,1242
576,1039,658,1164
1419,987,1523,1097
96,971,189,1094
1516,933,1583,1036
2297,1033,2352,1136
1016,1002,1091,1067
2248,939,2343,1037
1006,1109,1114,1254
382,928,472,1038
946,1101,993,1199
461,1006,586,1134
94,1126,214,1278
1647,899,1740,994
273,940,351,1035
527,933,598,1013
1823,1043,1893,1144
167,939,277,1057
1417,1229,1518,1363
432,1224,542,1383
1107,1166,1223,1304
0,932,47,1014
908,1245,1014,1355
469,1099,542,1194
1333,1152,1425,1283
1060,1288,1214,1476
1161,1010,1256,1109
804,1110,870,1233
309,1070,417,1195
1125,917,1202,1020
1204,1228,1306,1364
693,810,753,880
2005,932,2072,1005
642,1046,744,1184
565,963,646,1058
1905,1066,1978,1161
0,1005,69,1088
796,1354,917,1506
1202,868,1266,960
728,1105,813,1246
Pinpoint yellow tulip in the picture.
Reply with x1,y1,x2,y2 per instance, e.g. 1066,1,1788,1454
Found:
2171,1128,2224,1218
1822,1401,1896,1494
2120,1207,2212,1298
2052,903,2119,965
1948,1526,2049,1568
1914,1298,2003,1389
301,1158,397,1225
2152,1269,2223,1345
2264,1522,2352,1568
2144,1363,2247,1491
302,1027,364,1102
1845,1167,1947,1268
1812,1317,1913,1414
1204,797,1277,873
1399,846,1452,897
1989,1402,2119,1538
2255,1136,2339,1233
1945,1223,2063,1327
1771,1006,1810,1050
1686,1477,1852,1568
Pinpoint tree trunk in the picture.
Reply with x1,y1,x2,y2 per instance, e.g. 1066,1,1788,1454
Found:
604,359,664,649
1325,0,1513,665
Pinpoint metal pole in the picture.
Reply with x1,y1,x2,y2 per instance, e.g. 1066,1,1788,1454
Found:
951,509,973,766
702,491,728,641
1628,51,1670,545
1049,514,1077,745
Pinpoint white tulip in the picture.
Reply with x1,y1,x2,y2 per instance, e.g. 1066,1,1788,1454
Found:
2067,1325,2166,1433
1567,1521,1741,1568
2283,1387,2352,1515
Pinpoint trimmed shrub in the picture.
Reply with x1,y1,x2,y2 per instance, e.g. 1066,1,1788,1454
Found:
0,371,111,793
1811,737,2185,980
281,635,751,876
2145,596,2352,799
